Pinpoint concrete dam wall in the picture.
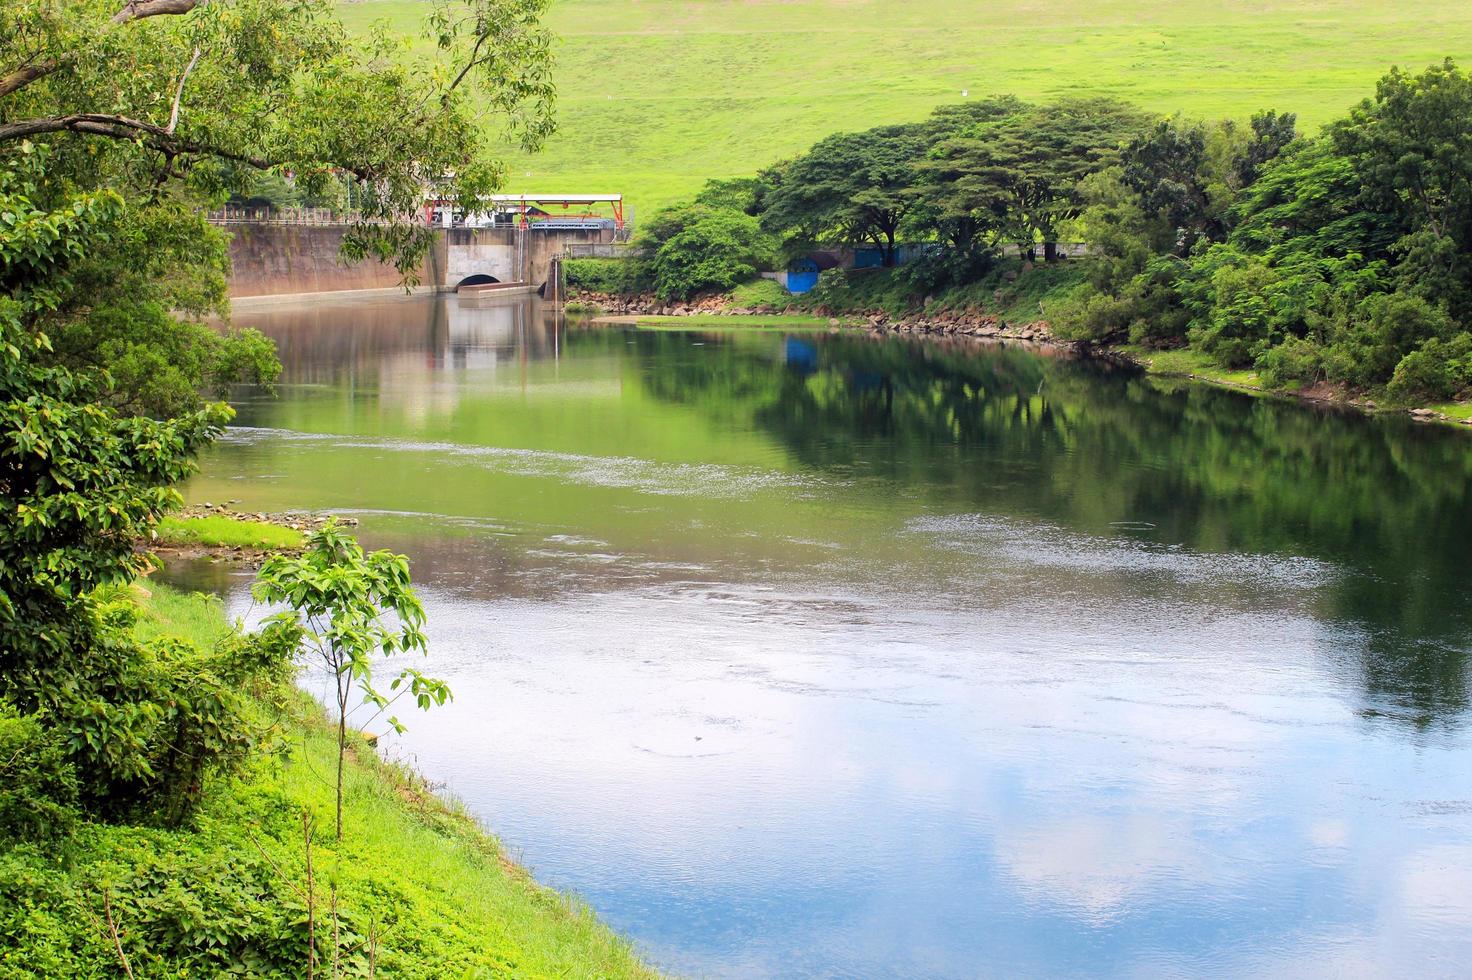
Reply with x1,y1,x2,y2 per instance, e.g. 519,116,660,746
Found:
225,224,611,298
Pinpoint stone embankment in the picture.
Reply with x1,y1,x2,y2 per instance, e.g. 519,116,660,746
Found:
179,502,357,534
572,291,1063,345
855,311,1057,345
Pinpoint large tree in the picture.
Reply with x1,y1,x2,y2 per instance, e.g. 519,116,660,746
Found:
1334,59,1472,322
906,96,1029,260
924,97,1148,261
760,124,929,266
1,0,556,413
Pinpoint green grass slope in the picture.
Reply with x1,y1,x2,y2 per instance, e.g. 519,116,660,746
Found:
342,0,1472,213
0,585,656,979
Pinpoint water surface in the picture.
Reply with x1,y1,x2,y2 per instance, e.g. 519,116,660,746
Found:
181,292,1472,978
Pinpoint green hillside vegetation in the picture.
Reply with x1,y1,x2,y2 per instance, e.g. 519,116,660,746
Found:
339,0,1472,213
0,585,654,978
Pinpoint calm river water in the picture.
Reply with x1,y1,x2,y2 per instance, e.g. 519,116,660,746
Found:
179,292,1472,978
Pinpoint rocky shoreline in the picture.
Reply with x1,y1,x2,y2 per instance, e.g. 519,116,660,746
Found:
177,502,357,533
571,291,1472,426
142,504,358,566
572,290,1060,343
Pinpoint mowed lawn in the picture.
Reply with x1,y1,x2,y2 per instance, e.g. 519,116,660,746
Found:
340,0,1472,213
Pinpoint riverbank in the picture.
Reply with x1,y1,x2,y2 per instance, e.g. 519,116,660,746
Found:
0,584,657,978
570,285,1472,427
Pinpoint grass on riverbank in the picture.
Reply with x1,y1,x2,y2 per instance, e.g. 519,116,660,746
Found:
727,278,791,309
0,585,656,979
1423,401,1472,421
340,0,1472,214
1120,345,1263,388
155,514,305,550
627,313,854,330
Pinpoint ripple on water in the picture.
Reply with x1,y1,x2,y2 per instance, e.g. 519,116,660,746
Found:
906,512,1338,591
224,426,830,500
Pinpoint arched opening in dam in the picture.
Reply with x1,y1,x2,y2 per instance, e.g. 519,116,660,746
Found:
455,273,501,291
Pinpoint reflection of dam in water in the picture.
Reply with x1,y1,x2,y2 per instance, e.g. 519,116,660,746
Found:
442,292,553,369
228,292,578,425
229,291,568,381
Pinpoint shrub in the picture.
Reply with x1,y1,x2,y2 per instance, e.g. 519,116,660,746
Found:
1320,290,1454,388
0,708,78,841
1256,336,1324,388
0,158,291,826
51,593,300,825
897,248,998,294
563,257,647,295
727,277,789,308
806,267,853,310
1186,256,1281,367
1386,333,1472,403
1047,289,1132,342
639,204,776,301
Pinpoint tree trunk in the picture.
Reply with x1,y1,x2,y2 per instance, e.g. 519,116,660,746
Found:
1044,240,1059,262
335,681,347,840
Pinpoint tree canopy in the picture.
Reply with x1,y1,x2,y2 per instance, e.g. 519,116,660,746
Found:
760,124,930,266
923,97,1149,260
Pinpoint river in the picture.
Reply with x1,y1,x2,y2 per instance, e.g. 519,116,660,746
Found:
175,291,1472,978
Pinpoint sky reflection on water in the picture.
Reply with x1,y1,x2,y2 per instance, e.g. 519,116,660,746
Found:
180,294,1472,977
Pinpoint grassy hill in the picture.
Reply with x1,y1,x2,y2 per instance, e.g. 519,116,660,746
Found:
340,0,1472,215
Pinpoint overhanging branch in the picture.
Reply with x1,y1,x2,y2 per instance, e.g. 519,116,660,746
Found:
0,62,59,100
0,113,272,169
111,0,203,25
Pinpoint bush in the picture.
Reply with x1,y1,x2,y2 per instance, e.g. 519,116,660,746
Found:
1186,256,1281,367
49,592,300,825
806,268,853,309
0,161,292,827
1047,289,1132,342
1320,290,1454,388
563,258,648,295
0,709,78,841
1386,333,1472,403
897,249,998,294
1255,336,1324,388
639,204,776,302
727,277,789,308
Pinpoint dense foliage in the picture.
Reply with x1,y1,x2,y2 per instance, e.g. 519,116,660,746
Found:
565,256,648,295
1,0,556,832
0,3,560,951
1054,60,1472,402
0,589,652,979
0,154,299,827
